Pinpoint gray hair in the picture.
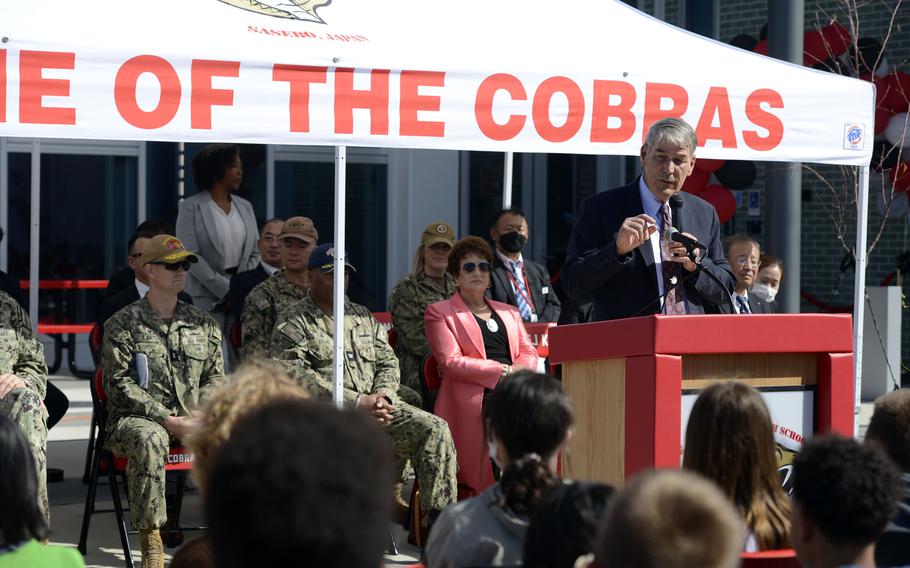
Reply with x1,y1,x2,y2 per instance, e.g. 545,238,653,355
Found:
645,118,697,153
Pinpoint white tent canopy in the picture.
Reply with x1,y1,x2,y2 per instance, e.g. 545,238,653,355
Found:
1,0,874,424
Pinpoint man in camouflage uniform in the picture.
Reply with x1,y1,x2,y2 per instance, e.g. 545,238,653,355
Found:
103,235,226,568
270,243,458,521
241,216,317,360
0,290,49,521
388,221,456,392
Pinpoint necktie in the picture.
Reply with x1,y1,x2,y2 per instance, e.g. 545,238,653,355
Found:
736,295,752,314
509,261,534,321
660,203,687,315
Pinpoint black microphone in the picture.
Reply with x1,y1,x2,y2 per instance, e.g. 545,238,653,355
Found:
668,227,707,252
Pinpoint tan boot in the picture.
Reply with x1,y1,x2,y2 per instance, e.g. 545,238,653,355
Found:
139,528,165,568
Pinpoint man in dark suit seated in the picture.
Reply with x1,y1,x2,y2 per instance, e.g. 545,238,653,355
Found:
487,208,560,323
561,118,734,321
103,219,174,300
97,231,193,337
228,218,285,323
707,234,773,314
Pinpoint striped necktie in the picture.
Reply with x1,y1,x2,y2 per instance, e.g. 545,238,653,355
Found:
660,203,687,315
509,261,534,321
736,295,752,314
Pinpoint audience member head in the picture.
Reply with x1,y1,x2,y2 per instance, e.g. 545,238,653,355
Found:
484,371,573,516
449,236,494,300
865,389,910,472
640,118,698,202
790,435,901,568
683,381,790,550
754,254,784,303
596,469,744,568
490,208,529,259
135,218,174,237
188,361,309,490
192,144,242,193
206,399,393,568
0,415,48,546
413,221,455,277
523,481,615,568
307,243,354,308
257,218,285,268
279,217,318,275
141,235,198,297
127,219,176,284
724,235,761,294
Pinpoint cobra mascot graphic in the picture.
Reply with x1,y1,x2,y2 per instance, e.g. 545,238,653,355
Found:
219,0,332,24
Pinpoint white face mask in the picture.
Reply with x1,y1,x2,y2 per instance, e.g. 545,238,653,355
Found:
751,282,777,303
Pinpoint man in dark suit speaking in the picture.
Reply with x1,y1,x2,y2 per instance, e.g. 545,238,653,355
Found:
561,118,734,321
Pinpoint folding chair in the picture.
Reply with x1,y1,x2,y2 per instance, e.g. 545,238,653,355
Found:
229,319,242,350
387,327,399,350
78,368,200,568
419,355,441,413
81,323,103,484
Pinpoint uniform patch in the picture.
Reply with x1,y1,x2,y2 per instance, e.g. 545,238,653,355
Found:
254,294,271,311
278,322,304,344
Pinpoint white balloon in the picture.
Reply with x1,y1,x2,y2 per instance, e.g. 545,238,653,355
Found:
884,113,910,147
875,57,890,79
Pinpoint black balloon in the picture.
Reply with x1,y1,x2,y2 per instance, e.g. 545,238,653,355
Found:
730,34,758,51
850,37,883,75
872,140,900,172
714,160,757,190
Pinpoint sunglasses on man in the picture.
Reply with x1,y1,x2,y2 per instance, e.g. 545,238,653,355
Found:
152,261,192,272
461,262,492,273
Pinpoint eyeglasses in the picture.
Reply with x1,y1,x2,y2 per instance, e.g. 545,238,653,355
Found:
461,262,491,273
153,261,192,272
734,256,760,268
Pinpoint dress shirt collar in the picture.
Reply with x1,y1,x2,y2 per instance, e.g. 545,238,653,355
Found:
134,278,149,298
261,261,281,276
638,176,667,224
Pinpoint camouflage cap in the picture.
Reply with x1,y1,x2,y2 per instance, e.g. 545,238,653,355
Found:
421,221,455,248
308,243,356,272
279,216,318,244
141,235,199,265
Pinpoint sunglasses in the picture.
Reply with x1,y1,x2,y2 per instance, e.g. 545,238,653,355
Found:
153,261,192,272
461,262,491,273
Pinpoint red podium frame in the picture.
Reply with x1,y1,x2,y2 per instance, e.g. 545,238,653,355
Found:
549,314,854,486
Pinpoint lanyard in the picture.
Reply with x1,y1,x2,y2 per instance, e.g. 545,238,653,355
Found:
506,262,536,313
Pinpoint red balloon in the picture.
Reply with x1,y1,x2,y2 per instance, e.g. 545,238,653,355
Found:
891,161,910,193
701,185,737,224
875,72,910,113
682,167,710,195
803,30,828,66
876,108,894,134
753,39,768,56
694,158,726,173
821,22,852,56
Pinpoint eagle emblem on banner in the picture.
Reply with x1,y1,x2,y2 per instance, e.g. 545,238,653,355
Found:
219,0,332,24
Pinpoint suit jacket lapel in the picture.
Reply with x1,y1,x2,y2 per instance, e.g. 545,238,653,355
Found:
197,192,225,268
493,259,518,305
236,199,256,265
451,293,486,357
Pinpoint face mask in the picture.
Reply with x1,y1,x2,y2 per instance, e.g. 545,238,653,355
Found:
751,282,777,303
498,231,527,253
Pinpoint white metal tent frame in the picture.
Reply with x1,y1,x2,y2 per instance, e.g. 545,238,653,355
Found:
1,0,874,431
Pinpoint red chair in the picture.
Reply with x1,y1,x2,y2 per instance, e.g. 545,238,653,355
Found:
419,355,441,413
387,327,399,350
229,319,242,350
372,311,393,330
740,550,801,567
89,323,102,366
78,368,199,568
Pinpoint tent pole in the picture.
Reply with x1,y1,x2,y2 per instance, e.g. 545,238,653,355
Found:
503,152,514,208
852,164,870,437
29,139,40,333
332,146,347,409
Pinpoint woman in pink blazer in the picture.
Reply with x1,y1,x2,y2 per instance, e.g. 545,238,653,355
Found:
425,236,538,497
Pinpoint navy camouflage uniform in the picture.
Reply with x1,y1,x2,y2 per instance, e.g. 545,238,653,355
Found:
269,295,457,513
103,298,226,529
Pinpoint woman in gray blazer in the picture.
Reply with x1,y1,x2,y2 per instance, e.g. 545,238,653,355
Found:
176,144,260,320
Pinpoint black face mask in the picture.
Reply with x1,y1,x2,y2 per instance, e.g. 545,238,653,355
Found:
498,231,527,253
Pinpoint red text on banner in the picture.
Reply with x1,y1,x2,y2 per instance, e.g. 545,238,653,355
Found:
399,70,445,137
115,55,181,129
334,68,390,135
272,64,328,133
590,80,637,143
191,59,240,130
532,76,585,143
475,73,528,141
19,50,76,125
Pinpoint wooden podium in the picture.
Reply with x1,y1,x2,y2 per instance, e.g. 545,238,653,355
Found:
548,314,854,486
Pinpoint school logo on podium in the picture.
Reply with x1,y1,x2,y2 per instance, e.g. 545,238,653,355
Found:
219,0,332,24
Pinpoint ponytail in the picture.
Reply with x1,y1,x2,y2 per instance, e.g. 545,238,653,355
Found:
500,454,560,516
